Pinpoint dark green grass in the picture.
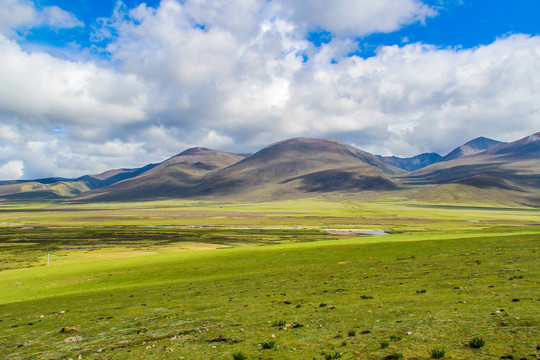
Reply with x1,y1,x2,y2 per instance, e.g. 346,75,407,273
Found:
0,230,538,359
0,227,333,271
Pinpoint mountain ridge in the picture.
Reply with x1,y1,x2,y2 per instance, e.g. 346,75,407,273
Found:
439,136,505,162
187,137,402,200
0,133,538,205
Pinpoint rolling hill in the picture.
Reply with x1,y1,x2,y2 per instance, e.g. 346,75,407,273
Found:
189,137,403,200
378,136,504,171
77,148,245,201
0,164,157,200
403,132,540,206
0,133,538,204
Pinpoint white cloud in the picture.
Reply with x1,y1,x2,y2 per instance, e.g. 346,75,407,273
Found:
0,0,35,35
0,36,148,140
0,0,539,179
0,160,24,180
281,0,436,37
38,5,84,29
0,0,83,36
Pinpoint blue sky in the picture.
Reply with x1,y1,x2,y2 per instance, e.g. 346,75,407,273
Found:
1,0,539,179
21,1,540,58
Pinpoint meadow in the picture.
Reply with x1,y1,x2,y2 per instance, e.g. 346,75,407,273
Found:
0,197,538,359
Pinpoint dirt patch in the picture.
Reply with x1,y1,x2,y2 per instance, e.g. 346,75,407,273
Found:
206,335,241,343
60,327,80,334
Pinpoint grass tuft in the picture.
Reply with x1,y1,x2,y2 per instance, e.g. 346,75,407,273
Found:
384,352,404,360
324,352,342,359
380,340,390,349
428,347,446,358
468,336,485,348
232,352,248,360
261,340,276,349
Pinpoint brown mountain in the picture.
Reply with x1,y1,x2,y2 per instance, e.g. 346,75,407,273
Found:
0,164,157,201
189,137,403,200
378,137,504,172
78,148,245,201
403,132,540,205
439,136,505,162
1,133,538,204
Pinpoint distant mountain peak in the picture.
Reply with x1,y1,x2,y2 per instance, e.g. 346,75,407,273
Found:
440,136,505,162
178,147,217,156
379,152,442,172
462,136,504,149
263,137,339,148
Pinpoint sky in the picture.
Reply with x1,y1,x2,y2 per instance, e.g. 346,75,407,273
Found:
0,0,539,180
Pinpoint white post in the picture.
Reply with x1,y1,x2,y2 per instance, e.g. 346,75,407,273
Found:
47,253,50,266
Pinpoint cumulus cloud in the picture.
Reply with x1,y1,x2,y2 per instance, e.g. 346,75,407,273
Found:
0,0,36,34
0,0,539,179
38,5,84,29
281,0,436,37
0,160,24,180
0,0,83,36
0,36,148,140
0,118,158,180
98,0,538,156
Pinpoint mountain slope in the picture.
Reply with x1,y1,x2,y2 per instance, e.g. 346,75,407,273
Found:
403,132,540,205
0,164,158,201
78,148,245,201
439,136,505,162
190,138,403,200
379,153,442,172
484,132,539,159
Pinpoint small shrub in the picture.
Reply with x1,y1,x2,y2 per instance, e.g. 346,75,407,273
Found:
380,340,390,349
334,332,343,339
384,352,404,360
324,352,342,359
428,347,446,358
340,340,347,347
390,334,403,341
232,352,248,360
360,295,373,299
347,330,356,337
416,289,427,293
319,303,327,307
272,320,286,327
468,336,485,349
261,340,276,349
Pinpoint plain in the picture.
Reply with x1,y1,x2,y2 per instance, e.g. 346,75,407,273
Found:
0,197,538,359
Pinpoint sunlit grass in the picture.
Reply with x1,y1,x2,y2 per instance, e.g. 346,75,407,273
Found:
0,198,538,359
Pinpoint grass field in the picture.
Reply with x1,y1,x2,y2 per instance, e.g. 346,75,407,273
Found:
0,197,538,359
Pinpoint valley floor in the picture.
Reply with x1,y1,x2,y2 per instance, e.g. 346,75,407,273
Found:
0,198,538,359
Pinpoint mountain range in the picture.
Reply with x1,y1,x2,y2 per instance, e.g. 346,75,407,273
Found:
1,132,538,205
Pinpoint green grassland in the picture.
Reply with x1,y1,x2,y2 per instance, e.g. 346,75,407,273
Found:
0,197,539,359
